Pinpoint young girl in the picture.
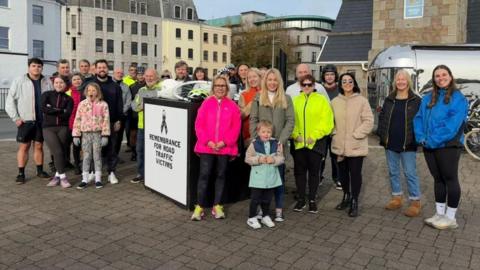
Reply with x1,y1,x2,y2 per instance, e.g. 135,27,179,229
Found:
72,83,110,189
245,120,285,229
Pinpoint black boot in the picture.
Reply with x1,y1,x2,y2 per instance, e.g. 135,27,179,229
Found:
335,192,350,210
131,151,137,161
348,198,358,217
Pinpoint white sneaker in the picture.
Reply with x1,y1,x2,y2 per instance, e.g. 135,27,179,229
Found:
261,216,275,228
432,216,458,230
424,214,444,227
88,172,95,183
108,172,119,184
247,217,261,229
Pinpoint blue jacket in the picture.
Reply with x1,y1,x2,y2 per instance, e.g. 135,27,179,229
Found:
244,138,285,189
413,89,468,149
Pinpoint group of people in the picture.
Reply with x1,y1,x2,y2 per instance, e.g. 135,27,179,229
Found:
6,57,467,231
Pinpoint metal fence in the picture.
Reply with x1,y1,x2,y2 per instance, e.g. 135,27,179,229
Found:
0,88,8,115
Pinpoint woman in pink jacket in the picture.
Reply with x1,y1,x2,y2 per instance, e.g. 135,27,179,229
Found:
191,76,241,221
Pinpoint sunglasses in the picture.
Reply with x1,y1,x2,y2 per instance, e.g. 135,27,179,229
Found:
161,75,171,79
301,83,313,87
341,80,354,84
214,84,227,88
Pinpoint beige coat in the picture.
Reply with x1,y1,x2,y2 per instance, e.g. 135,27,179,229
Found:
331,93,374,157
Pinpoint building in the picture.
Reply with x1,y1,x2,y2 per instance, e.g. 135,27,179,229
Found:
0,0,63,88
199,24,231,78
205,12,334,81
318,0,480,92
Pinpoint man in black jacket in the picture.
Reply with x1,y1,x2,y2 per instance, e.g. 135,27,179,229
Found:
94,59,124,184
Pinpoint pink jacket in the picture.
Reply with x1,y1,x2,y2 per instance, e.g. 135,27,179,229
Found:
194,96,241,156
66,86,82,130
72,99,111,137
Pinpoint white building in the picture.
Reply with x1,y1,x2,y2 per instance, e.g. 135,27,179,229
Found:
0,0,63,89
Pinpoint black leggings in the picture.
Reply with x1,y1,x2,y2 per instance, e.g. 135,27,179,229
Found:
294,148,322,201
424,148,461,208
338,156,364,199
197,154,229,207
43,126,68,174
249,188,274,218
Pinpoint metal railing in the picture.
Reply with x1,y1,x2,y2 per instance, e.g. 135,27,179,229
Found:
0,88,8,115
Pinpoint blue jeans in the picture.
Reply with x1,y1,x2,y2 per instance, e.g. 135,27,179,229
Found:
385,150,421,200
274,164,285,209
136,129,145,177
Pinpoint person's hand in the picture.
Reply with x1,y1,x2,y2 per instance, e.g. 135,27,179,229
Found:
207,141,216,150
296,136,303,143
216,141,225,150
306,137,314,145
258,156,267,164
114,121,121,132
73,137,81,146
15,119,24,127
266,156,274,164
101,137,109,147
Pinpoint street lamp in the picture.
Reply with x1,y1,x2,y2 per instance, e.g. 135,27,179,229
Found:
271,33,281,68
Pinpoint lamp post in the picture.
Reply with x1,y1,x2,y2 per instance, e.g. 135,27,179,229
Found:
271,33,281,68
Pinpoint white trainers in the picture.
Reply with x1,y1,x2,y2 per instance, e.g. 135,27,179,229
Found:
432,216,458,230
424,214,444,227
261,216,275,228
247,217,261,229
108,172,119,184
256,209,263,219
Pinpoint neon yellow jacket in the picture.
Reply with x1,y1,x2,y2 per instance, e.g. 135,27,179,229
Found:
122,75,136,87
132,82,161,129
292,92,334,150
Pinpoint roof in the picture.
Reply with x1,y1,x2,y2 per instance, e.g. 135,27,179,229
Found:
205,15,242,27
318,0,373,63
467,0,480,43
254,15,334,24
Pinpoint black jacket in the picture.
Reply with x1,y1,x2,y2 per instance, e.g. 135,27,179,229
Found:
41,90,73,128
377,90,421,151
95,76,124,124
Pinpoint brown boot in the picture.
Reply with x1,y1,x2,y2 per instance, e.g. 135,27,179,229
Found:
404,200,421,217
385,196,403,210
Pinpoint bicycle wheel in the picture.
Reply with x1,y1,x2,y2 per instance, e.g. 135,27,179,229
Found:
464,128,480,160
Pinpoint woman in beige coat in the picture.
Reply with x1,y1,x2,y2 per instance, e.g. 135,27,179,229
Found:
331,73,373,217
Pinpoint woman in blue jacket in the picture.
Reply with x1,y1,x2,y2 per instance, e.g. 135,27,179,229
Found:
414,65,468,230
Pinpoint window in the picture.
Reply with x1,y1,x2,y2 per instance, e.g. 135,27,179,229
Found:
32,5,44,24
222,35,227,45
295,51,302,62
107,18,114,32
213,69,217,77
0,0,8,7
203,50,208,61
130,0,137,13
186,8,193,20
203,33,208,43
188,30,193,40
104,0,113,9
141,43,147,56
297,35,300,44
72,37,76,51
139,2,146,15
131,42,138,55
71,15,77,29
32,40,44,58
154,44,157,57
188,48,193,59
222,52,227,63
213,34,218,44
175,47,181,58
95,38,103,52
121,41,124,54
1,27,9,49
174,6,181,19
131,21,138,35
94,0,101,8
141,23,147,36
213,52,218,62
175,28,181,39
154,24,157,37
311,52,317,62
95,17,103,31
121,20,124,33
107,39,114,53
72,59,76,70
306,35,310,43
107,61,114,70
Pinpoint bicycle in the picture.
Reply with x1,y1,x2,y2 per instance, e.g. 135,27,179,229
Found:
464,128,480,160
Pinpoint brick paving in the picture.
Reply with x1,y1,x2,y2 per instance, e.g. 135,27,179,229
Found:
0,139,479,270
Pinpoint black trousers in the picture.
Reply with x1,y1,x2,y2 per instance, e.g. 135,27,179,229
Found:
197,154,229,207
43,126,68,174
424,147,461,208
338,156,364,199
294,148,323,201
102,125,119,173
114,120,125,155
320,136,339,181
249,188,274,218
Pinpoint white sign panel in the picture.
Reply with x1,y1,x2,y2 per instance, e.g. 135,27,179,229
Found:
144,103,188,205
404,0,424,19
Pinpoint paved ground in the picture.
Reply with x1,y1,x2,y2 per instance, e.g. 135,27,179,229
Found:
0,139,479,270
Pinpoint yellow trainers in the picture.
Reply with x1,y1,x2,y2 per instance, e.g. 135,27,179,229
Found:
212,204,225,219
191,205,204,221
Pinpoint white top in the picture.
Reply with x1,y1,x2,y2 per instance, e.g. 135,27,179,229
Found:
285,82,330,102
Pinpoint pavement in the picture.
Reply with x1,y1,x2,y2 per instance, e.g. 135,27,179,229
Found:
0,138,479,270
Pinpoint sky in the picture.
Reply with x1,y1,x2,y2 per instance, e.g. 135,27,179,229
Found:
193,0,342,20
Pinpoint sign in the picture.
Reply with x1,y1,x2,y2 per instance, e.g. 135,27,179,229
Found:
144,103,188,206
404,0,424,19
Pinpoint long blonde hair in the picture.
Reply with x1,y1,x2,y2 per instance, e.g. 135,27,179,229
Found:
259,68,288,109
392,69,413,93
